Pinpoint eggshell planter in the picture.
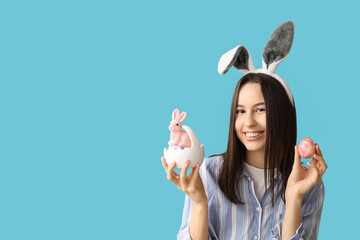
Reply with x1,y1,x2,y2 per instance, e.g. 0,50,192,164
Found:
164,125,205,169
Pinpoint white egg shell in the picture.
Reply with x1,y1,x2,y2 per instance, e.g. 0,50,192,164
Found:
164,125,205,169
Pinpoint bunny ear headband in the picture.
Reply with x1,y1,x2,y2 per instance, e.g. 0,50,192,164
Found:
218,21,295,106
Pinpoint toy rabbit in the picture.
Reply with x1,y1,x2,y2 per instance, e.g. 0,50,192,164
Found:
164,109,205,169
168,109,191,149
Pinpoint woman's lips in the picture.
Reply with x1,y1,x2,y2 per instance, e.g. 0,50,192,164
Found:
243,131,265,141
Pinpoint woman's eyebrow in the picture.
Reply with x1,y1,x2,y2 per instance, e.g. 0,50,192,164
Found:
237,102,265,107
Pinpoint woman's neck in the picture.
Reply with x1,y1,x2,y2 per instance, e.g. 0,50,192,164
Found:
246,150,265,169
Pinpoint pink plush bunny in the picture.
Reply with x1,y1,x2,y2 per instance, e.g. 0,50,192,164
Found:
168,109,191,149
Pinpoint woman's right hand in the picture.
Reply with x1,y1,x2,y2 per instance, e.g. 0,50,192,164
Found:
161,157,207,205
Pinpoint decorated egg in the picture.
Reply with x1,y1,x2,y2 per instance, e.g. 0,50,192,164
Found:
299,138,315,159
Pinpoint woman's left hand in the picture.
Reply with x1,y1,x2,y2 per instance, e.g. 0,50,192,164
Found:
286,144,328,199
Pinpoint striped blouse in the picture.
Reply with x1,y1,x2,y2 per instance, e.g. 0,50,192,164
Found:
177,156,324,240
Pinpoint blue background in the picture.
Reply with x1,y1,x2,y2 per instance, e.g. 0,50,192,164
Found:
0,0,358,239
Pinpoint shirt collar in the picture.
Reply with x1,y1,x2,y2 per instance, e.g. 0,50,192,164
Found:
237,164,282,182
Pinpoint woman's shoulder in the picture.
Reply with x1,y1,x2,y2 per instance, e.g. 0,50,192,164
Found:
201,155,224,177
199,155,224,195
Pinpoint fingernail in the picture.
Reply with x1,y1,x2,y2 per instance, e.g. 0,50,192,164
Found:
171,162,175,166
186,160,190,165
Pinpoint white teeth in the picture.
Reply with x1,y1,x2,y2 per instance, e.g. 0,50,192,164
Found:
245,132,263,137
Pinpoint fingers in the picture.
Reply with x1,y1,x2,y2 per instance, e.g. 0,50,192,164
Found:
307,159,320,177
315,144,323,157
162,157,204,192
161,157,168,171
186,165,196,180
313,147,328,175
307,158,318,169
164,158,180,183
189,164,200,183
180,160,190,186
293,145,302,168
313,144,327,174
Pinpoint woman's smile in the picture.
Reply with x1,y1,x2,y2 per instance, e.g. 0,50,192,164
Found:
243,131,265,141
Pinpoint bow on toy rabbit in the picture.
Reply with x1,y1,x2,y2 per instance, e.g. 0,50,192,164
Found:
168,109,191,149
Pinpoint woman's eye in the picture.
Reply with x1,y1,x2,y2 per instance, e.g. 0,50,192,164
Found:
236,110,245,114
257,108,265,112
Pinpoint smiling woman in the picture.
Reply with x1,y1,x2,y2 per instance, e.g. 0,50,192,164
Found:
168,72,325,240
161,21,327,240
219,73,296,203
218,73,297,206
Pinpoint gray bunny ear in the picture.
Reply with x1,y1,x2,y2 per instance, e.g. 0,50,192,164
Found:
218,45,255,75
262,21,295,72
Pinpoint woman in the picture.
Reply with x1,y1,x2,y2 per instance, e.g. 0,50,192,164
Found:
161,22,327,240
161,73,327,240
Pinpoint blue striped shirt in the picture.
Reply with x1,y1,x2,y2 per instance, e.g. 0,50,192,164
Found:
177,156,324,240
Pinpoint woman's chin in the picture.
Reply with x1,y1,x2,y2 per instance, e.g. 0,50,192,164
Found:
244,144,265,153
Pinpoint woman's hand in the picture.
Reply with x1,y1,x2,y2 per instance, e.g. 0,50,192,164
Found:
286,144,328,199
161,157,207,205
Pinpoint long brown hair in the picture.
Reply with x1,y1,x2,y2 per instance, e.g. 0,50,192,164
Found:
215,73,297,206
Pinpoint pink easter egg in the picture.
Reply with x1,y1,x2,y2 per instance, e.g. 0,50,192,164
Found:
299,138,315,159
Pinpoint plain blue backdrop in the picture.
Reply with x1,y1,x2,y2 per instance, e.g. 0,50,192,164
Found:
0,0,359,239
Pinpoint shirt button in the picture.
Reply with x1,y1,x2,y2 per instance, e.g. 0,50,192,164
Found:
254,236,258,240
256,207,260,211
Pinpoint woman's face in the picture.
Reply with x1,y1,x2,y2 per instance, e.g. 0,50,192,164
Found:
235,82,267,153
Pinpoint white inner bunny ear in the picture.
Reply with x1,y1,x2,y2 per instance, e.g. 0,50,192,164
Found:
262,21,294,72
218,45,255,75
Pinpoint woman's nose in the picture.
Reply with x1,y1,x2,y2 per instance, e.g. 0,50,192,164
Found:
245,112,256,127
